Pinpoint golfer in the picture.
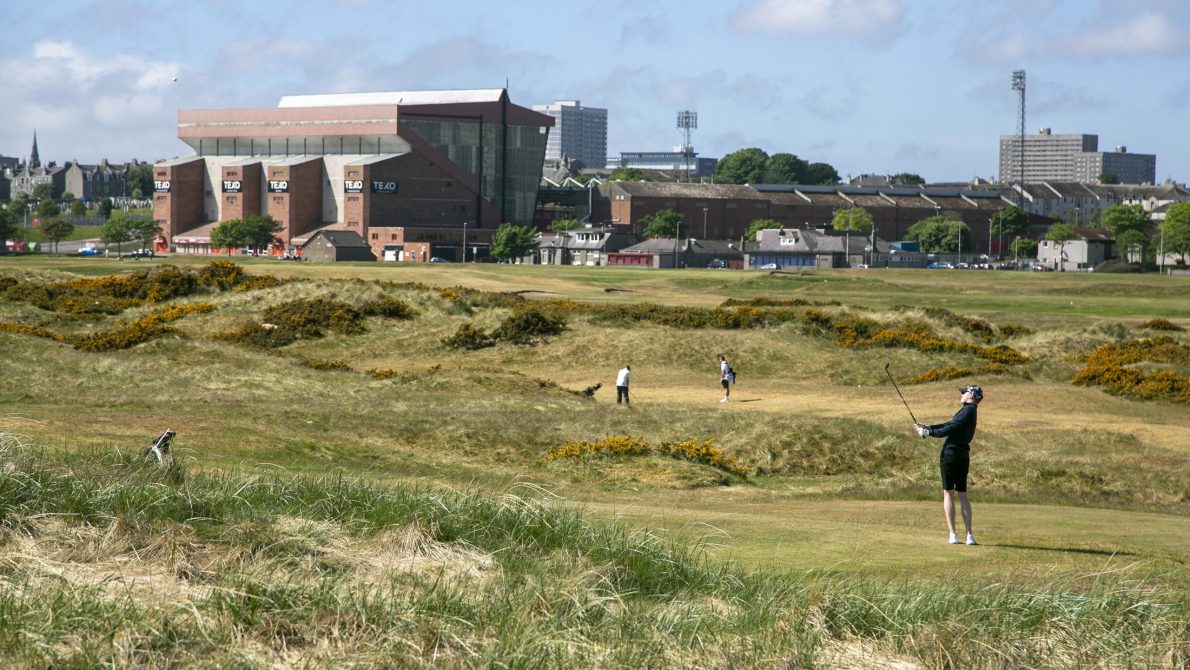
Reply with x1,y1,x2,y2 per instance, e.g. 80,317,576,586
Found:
915,384,982,545
615,365,631,405
718,354,732,403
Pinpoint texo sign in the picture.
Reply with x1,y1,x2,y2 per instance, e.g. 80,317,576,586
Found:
371,180,398,194
222,180,242,193
344,180,364,193
267,180,289,193
153,180,171,192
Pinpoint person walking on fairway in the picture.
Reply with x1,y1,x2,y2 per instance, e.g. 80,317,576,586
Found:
615,365,631,405
718,354,733,402
915,384,982,545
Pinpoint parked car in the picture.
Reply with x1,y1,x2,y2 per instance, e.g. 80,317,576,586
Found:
429,257,450,263
128,249,155,259
926,261,954,269
759,262,779,271
76,247,101,256
706,259,727,269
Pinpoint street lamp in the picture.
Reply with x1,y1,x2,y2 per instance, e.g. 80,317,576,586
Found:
702,207,708,238
462,221,468,263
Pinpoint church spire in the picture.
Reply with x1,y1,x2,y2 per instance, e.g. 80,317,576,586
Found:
30,130,40,169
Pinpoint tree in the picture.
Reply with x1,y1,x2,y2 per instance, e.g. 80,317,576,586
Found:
1114,229,1148,264
803,162,840,185
0,206,15,248
9,193,31,220
907,216,971,254
609,167,652,182
639,209,686,240
490,223,539,260
98,198,114,220
714,148,768,184
32,182,56,201
125,163,154,201
70,200,87,217
1161,201,1190,265
1045,222,1078,271
41,219,75,254
130,219,162,251
831,207,873,265
889,173,925,186
61,192,75,204
1098,173,1120,185
1010,237,1037,261
992,206,1029,237
763,153,808,184
1100,204,1151,238
241,215,283,252
100,212,136,254
549,218,582,232
36,198,61,217
210,218,246,253
747,218,781,241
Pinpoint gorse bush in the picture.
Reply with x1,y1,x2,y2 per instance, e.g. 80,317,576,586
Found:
1073,336,1190,405
1138,318,1185,332
261,298,365,337
0,322,67,342
441,323,495,350
443,307,567,349
1,261,283,315
71,303,216,352
898,305,998,342
195,259,245,290
547,435,750,478
217,298,366,349
360,297,418,319
489,306,567,344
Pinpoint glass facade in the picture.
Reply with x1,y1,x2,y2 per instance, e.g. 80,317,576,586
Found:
400,118,548,227
194,135,409,156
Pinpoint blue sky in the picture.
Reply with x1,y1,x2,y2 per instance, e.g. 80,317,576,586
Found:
3,0,1189,183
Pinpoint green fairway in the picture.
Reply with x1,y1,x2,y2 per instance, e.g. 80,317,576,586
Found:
0,256,1186,667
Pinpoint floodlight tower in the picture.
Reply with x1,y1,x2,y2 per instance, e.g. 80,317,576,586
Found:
676,110,697,183
1011,70,1026,207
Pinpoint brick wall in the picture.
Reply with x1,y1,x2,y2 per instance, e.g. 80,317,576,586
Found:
152,159,205,239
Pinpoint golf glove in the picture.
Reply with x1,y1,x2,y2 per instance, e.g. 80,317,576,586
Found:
916,426,930,438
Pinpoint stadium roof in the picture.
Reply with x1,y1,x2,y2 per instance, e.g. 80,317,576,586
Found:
278,89,506,108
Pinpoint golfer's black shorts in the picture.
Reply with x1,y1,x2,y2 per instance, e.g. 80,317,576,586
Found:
721,379,729,389
940,447,970,492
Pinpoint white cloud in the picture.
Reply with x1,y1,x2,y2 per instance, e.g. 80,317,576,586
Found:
731,0,907,43
0,40,183,162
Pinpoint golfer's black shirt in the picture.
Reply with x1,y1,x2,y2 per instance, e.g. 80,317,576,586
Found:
928,404,977,452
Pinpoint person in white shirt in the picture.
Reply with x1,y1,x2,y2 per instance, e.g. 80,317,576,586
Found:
718,354,733,402
615,365,631,405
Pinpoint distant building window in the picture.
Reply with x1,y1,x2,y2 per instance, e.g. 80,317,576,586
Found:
273,197,284,204
227,196,237,204
372,233,378,240
348,196,359,202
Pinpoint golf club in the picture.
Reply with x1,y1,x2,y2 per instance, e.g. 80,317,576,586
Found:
883,363,918,424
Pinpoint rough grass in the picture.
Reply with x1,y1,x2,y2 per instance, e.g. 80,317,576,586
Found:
0,435,1184,669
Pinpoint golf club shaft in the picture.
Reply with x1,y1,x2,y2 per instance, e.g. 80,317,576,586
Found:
884,364,919,424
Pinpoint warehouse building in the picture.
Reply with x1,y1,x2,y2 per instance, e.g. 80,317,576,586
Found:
153,89,553,259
